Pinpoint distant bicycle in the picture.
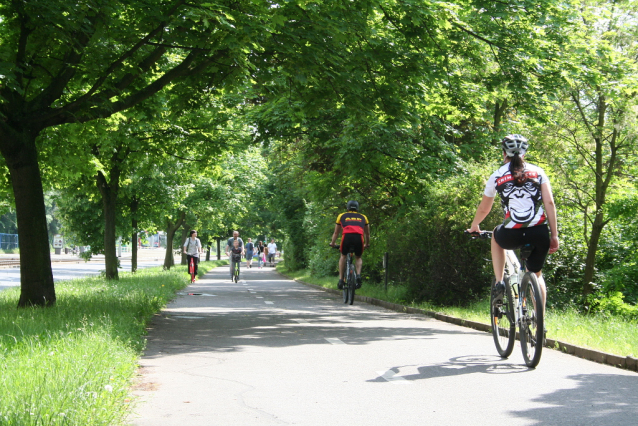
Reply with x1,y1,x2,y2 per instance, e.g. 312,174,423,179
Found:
332,245,356,305
189,257,196,283
466,231,544,368
232,254,241,283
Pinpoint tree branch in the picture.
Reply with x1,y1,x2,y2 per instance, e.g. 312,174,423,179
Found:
27,17,99,112
56,0,188,114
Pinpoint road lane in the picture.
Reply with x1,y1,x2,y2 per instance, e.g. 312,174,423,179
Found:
130,264,638,426
0,250,166,292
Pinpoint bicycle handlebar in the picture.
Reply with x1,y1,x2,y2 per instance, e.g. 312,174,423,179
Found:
464,230,492,240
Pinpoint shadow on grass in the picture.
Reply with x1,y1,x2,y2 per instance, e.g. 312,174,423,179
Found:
0,260,228,351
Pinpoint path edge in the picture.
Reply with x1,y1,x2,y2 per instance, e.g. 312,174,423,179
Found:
291,277,638,373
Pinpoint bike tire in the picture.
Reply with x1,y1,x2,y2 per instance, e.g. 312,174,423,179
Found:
490,276,515,358
190,259,196,283
347,264,356,305
343,257,350,304
519,272,544,368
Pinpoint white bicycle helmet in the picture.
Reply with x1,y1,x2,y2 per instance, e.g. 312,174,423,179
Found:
502,134,528,157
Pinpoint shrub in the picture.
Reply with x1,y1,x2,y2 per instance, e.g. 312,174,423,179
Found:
590,291,638,320
308,243,338,277
384,162,500,306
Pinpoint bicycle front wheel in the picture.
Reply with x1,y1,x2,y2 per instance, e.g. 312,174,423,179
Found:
491,276,515,358
520,272,544,368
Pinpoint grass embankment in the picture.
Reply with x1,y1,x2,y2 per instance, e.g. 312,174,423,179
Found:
277,263,638,358
0,260,227,426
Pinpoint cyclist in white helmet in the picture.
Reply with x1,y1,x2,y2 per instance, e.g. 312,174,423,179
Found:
467,135,559,314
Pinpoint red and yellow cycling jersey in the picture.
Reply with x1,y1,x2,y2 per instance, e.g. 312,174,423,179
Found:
336,211,369,235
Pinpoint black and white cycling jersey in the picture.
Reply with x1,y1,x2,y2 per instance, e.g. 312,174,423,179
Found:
484,163,551,229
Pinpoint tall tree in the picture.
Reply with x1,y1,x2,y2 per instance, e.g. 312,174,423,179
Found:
534,0,638,303
0,0,255,305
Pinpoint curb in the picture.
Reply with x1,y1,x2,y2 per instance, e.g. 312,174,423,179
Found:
293,278,638,373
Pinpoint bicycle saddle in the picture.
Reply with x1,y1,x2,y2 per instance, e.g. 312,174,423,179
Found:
519,244,535,260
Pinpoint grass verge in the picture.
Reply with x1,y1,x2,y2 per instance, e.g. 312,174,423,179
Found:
0,260,227,426
277,263,638,358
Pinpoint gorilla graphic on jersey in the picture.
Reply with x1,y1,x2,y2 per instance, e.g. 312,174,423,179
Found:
496,172,542,225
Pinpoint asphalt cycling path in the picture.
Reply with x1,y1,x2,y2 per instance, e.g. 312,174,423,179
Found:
130,262,638,426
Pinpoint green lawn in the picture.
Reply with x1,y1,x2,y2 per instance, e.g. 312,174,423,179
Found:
277,263,638,358
0,260,227,426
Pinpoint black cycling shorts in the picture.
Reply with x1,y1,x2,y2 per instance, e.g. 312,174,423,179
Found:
494,224,550,273
340,233,364,257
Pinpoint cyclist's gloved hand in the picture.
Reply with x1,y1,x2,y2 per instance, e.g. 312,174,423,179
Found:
466,224,481,234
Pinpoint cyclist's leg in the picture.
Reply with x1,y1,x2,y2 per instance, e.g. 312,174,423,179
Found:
535,272,547,313
491,234,506,282
524,225,551,314
338,254,346,280
353,233,364,275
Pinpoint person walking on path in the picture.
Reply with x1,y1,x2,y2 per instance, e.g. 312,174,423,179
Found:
267,239,277,267
256,241,265,268
183,230,203,278
245,238,255,269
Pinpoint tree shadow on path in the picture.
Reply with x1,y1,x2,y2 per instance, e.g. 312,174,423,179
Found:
509,373,638,426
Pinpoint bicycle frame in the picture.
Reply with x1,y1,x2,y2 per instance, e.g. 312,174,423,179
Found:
503,249,525,328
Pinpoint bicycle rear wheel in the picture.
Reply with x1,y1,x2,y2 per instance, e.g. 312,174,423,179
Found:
491,276,515,358
347,264,355,305
520,272,544,368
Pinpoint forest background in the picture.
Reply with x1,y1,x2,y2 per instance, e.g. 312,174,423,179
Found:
0,0,637,319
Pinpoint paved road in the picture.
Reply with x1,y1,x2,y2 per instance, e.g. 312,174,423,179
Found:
0,250,166,292
130,264,638,426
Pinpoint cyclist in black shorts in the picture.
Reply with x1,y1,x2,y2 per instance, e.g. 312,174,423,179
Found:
467,134,559,311
330,200,370,289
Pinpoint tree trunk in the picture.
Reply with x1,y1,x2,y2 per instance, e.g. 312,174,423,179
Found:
582,214,605,300
0,130,56,307
96,167,121,280
163,212,185,270
131,197,139,273
180,225,189,265
493,99,508,136
206,243,211,261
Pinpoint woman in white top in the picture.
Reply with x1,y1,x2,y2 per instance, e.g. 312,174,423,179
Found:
468,134,559,311
183,230,203,278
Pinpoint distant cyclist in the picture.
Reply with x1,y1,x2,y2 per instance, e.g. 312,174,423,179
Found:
183,230,203,278
229,239,244,282
330,200,370,289
467,134,559,312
